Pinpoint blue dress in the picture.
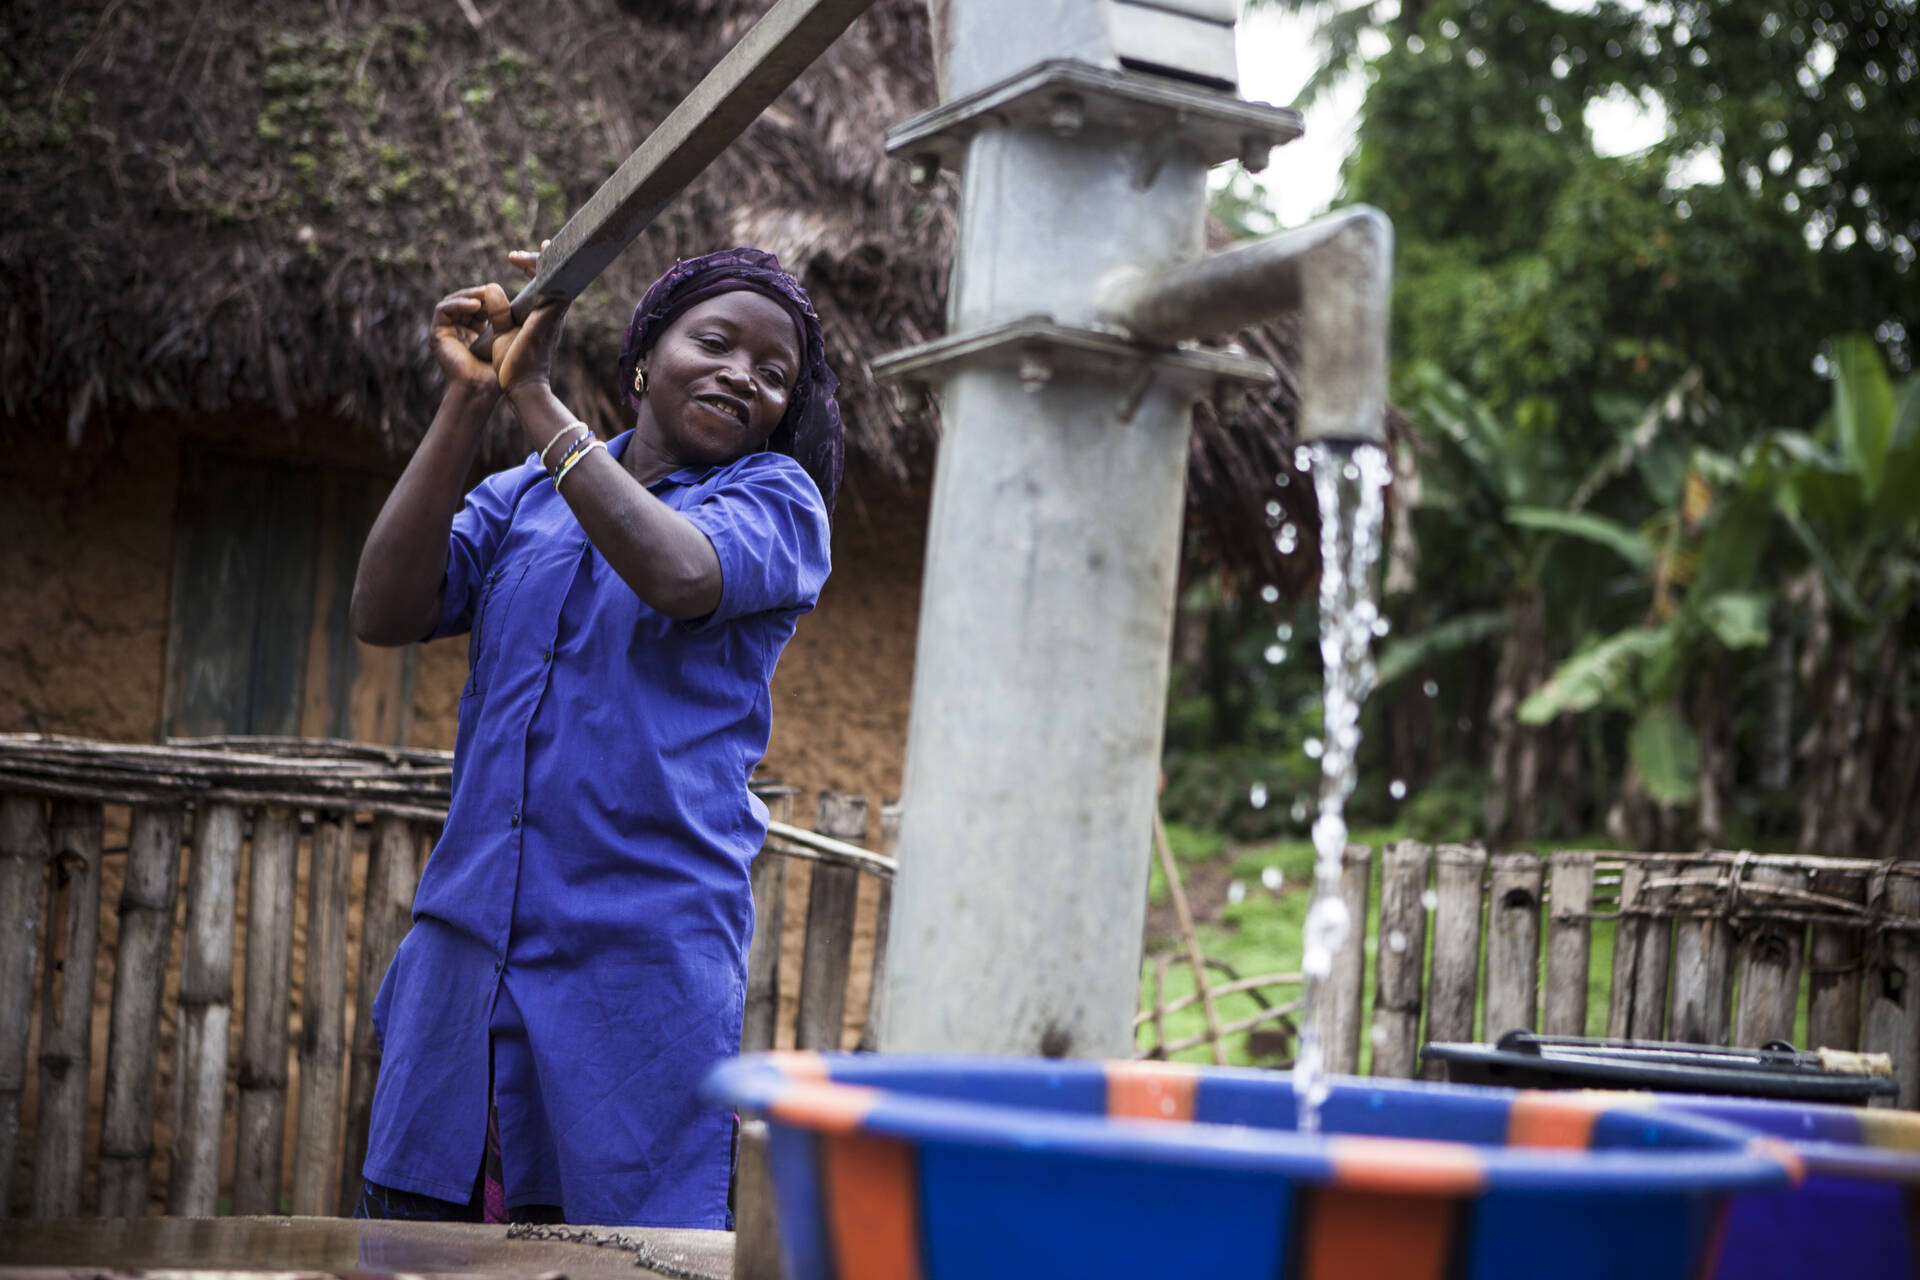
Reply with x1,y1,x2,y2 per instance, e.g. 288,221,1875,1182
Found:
362,432,831,1227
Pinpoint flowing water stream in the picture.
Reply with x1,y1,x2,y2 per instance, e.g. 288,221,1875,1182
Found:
1292,440,1393,1134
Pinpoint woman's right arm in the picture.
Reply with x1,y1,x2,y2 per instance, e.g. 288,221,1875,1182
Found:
349,286,509,646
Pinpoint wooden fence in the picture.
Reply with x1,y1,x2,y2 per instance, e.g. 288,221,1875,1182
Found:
0,734,895,1220
1137,842,1920,1106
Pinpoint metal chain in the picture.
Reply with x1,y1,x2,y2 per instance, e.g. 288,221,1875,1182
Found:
502,1221,726,1280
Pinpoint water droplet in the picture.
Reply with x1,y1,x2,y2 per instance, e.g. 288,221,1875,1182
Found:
1303,737,1324,759
1422,680,1439,698
1290,798,1310,823
1259,584,1280,603
1389,778,1407,799
1249,781,1269,809
1265,499,1283,518
1387,929,1408,953
1261,866,1284,892
1372,617,1391,637
1227,880,1247,906
1457,716,1473,732
1275,471,1291,487
1369,1023,1388,1046
1421,889,1439,911
1295,446,1313,472
1276,623,1293,641
1342,462,1360,481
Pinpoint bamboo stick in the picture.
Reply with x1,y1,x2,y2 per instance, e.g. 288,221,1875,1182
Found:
1483,852,1544,1039
1154,812,1227,1065
1160,1000,1304,1055
1669,856,1735,1046
167,801,244,1216
232,807,299,1217
1807,866,1867,1052
795,793,865,1050
1543,852,1595,1039
742,790,794,1053
1369,841,1431,1079
1864,869,1920,1108
290,812,351,1215
1732,862,1806,1048
1135,970,1301,1021
338,814,420,1214
1149,952,1173,1059
97,803,185,1217
0,794,50,1218
1318,844,1372,1076
31,800,103,1218
856,803,901,1054
1424,843,1486,1077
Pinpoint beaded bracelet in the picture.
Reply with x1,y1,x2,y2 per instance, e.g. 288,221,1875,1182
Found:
540,423,590,472
554,438,606,492
549,430,598,481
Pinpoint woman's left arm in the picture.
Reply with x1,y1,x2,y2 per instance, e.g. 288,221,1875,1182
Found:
485,265,725,620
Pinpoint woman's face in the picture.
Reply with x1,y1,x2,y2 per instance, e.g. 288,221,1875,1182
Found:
638,291,802,468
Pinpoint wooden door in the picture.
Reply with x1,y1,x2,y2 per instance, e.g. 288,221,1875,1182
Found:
162,451,414,745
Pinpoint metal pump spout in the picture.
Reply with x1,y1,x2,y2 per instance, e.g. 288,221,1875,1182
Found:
1097,205,1393,445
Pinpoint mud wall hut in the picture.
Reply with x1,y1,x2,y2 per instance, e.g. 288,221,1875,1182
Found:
2,0,1322,800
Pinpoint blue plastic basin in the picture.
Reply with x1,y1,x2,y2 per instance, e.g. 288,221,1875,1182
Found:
705,1053,1797,1280
1643,1093,1920,1280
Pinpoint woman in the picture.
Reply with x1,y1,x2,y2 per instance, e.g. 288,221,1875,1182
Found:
349,246,839,1227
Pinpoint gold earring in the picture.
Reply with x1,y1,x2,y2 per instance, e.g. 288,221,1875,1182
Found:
633,367,648,396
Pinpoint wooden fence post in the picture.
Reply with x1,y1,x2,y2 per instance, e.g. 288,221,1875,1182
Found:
98,803,185,1217
291,812,351,1215
795,793,866,1051
858,803,902,1053
1807,866,1867,1052
1864,867,1920,1108
1483,852,1544,1039
32,800,103,1218
1629,857,1676,1040
168,801,244,1217
1543,852,1594,1039
1424,844,1485,1076
742,789,795,1053
1369,841,1430,1079
1607,861,1648,1039
0,794,50,1218
1732,861,1805,1048
1319,844,1373,1076
1670,857,1734,1046
338,815,421,1214
233,806,299,1217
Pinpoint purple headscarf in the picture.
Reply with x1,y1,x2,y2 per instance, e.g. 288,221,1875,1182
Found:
615,247,844,513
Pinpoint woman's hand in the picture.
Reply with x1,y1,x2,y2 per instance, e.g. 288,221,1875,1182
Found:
486,243,570,396
429,286,507,394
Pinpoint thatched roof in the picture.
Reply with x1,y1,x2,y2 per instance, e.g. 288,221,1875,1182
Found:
2,0,1337,595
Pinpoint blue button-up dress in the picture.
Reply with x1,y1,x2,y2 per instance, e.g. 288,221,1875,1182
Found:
362,433,831,1227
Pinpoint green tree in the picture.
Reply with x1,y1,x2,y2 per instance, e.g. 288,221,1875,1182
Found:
1517,336,1920,855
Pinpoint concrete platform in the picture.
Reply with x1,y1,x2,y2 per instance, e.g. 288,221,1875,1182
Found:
0,1217,733,1280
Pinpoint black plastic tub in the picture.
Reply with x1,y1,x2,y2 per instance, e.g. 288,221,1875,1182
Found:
1424,1032,1900,1105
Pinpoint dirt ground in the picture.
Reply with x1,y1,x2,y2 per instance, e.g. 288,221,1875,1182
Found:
3,421,928,1215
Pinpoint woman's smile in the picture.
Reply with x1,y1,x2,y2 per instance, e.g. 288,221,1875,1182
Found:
693,391,751,427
